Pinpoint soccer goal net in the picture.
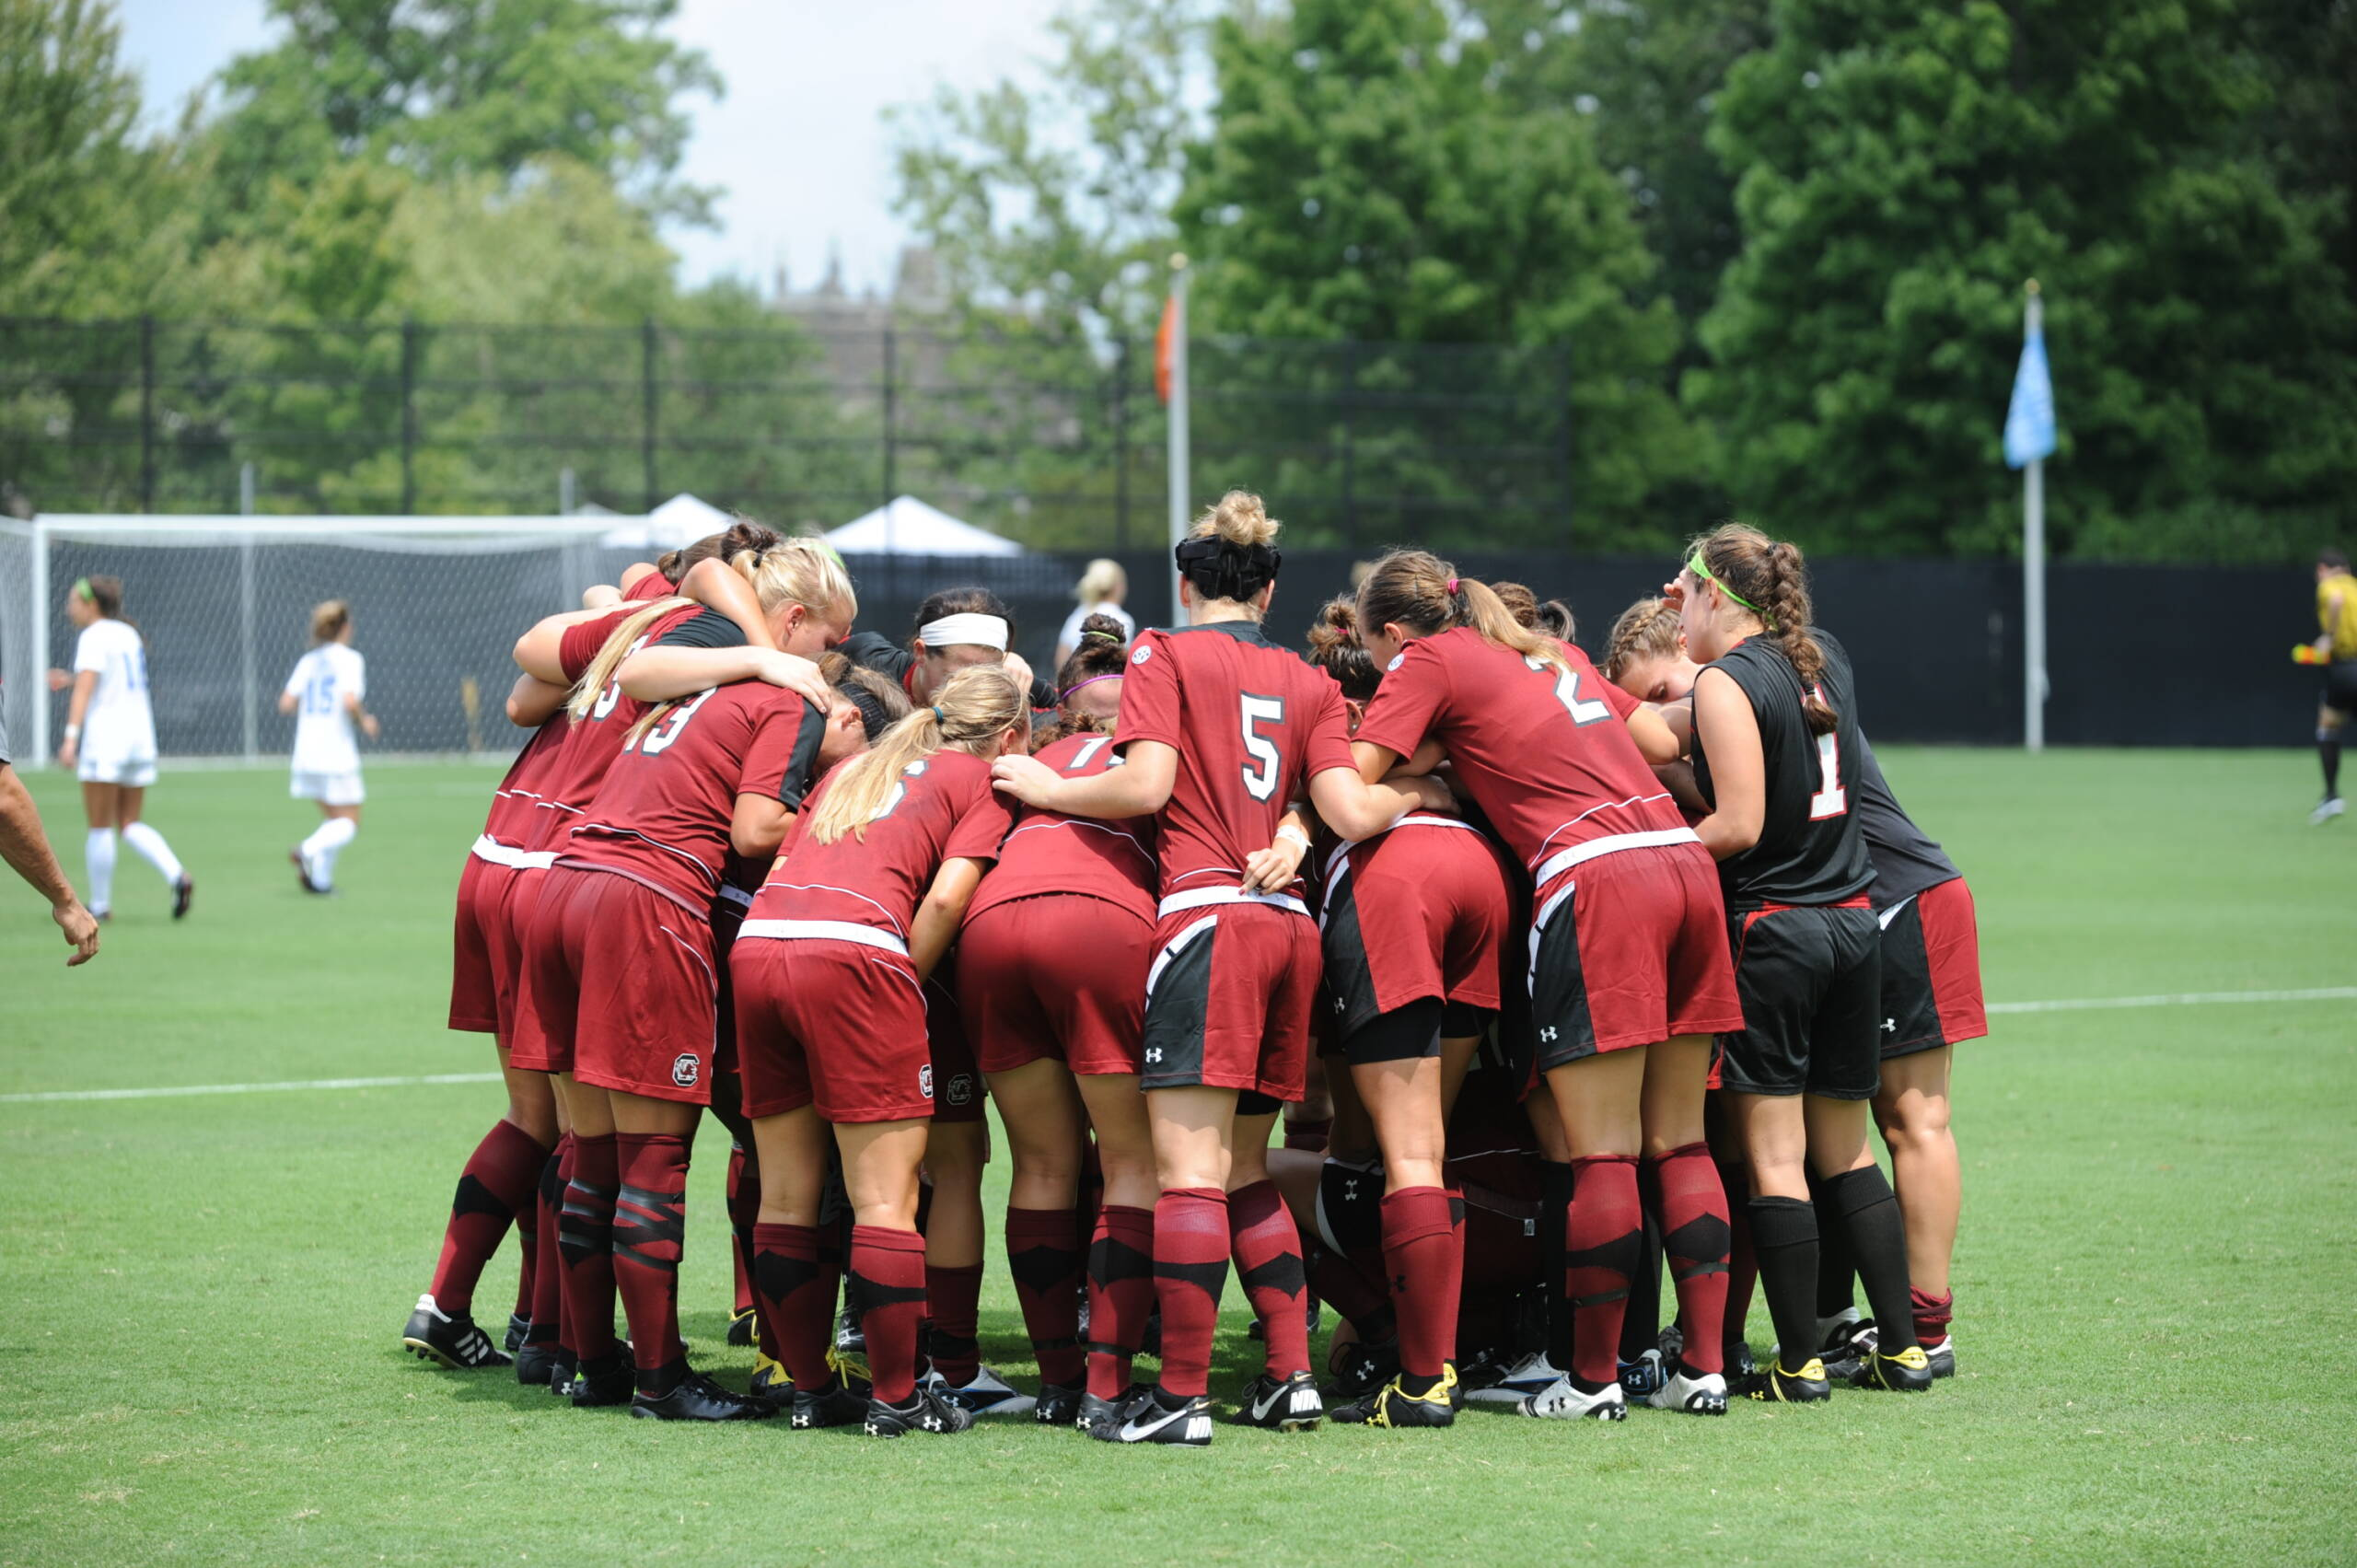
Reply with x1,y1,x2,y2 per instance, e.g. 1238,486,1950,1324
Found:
0,514,641,766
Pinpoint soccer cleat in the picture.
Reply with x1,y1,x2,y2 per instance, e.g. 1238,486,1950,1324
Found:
1332,1367,1458,1429
1078,1385,1151,1437
1232,1370,1324,1431
1465,1348,1563,1406
790,1375,873,1430
864,1388,976,1438
2310,796,2345,825
1517,1376,1628,1421
834,1304,865,1354
514,1342,565,1388
1744,1358,1831,1404
1922,1335,1956,1379
170,876,194,920
1033,1381,1086,1427
630,1371,772,1422
726,1306,757,1347
1724,1339,1759,1382
289,848,329,896
745,1353,792,1415
1618,1349,1668,1399
1646,1361,1729,1415
504,1313,531,1354
1101,1389,1214,1446
1850,1344,1934,1392
401,1295,512,1370
542,1355,576,1396
1657,1322,1686,1365
568,1353,636,1408
922,1363,1038,1419
1322,1337,1401,1403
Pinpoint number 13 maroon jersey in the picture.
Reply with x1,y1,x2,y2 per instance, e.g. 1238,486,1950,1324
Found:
1111,620,1354,903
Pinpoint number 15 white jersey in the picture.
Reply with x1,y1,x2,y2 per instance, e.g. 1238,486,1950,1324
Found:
284,643,367,775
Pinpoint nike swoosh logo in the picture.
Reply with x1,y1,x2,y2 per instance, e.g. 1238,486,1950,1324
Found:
1116,1402,1191,1441
1251,1383,1306,1421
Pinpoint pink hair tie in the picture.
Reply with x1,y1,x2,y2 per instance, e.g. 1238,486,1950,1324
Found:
1061,672,1122,703
1446,576,1460,593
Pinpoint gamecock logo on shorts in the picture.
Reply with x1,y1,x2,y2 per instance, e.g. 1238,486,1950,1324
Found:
671,1052,700,1088
919,1064,935,1100
945,1074,974,1107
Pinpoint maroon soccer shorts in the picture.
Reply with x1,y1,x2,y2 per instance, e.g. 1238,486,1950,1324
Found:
1527,841,1746,1074
1139,896,1321,1101
957,895,1151,1079
520,865,718,1105
1876,876,1988,1057
1319,819,1512,1043
447,852,500,1036
733,933,935,1124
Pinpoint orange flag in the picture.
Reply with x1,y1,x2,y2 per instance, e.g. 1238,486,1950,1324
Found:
1155,293,1177,404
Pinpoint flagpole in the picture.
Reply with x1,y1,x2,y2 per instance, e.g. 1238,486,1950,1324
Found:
2023,280,2046,753
1167,253,1190,628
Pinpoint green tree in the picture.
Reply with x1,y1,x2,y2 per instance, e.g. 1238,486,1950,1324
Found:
1690,0,2357,563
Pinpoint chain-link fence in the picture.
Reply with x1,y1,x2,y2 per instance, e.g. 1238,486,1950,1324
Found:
0,316,1576,553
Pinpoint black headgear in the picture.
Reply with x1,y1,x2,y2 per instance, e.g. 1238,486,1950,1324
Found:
1174,536,1282,603
835,682,896,742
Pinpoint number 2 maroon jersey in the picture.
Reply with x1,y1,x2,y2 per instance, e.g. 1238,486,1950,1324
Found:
1111,621,1355,902
560,682,828,910
1355,628,1686,881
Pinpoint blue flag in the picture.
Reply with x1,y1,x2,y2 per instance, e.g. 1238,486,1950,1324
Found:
2004,324,2057,470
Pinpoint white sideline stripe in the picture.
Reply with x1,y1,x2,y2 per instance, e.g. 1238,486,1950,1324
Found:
0,1072,503,1104
1985,987,2357,1016
4,987,2351,1106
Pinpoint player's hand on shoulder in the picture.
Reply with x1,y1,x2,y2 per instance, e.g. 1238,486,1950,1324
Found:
991,751,1059,807
750,649,832,713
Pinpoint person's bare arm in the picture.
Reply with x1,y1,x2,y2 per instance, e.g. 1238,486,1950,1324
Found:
678,557,778,651
1691,668,1764,860
343,686,380,740
57,670,97,769
0,766,99,966
1654,758,1708,817
276,689,298,715
1308,764,1454,842
993,739,1178,819
615,645,832,713
506,675,569,727
1626,703,1681,766
910,857,991,981
730,796,796,859
1241,805,1314,893
514,607,632,684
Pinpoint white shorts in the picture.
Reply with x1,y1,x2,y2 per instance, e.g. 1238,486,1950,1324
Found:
79,754,157,788
292,770,366,807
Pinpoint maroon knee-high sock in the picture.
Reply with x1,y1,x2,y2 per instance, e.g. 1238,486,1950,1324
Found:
611,1132,691,1394
1006,1207,1086,1387
1086,1204,1155,1400
1227,1180,1309,1379
512,1166,540,1325
428,1119,548,1314
1565,1155,1643,1389
1912,1286,1955,1346
1381,1186,1463,1381
525,1133,570,1346
925,1261,984,1386
751,1222,840,1389
852,1225,929,1403
727,1145,756,1318
558,1132,620,1362
1152,1189,1230,1398
1719,1158,1757,1356
1651,1143,1731,1376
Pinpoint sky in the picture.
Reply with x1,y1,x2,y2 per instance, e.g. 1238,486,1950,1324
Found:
110,0,1068,297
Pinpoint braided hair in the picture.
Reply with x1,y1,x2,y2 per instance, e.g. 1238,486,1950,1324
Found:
1687,523,1837,735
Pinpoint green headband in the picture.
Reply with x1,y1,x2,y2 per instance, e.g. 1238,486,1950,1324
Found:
73,577,93,602
1685,552,1774,629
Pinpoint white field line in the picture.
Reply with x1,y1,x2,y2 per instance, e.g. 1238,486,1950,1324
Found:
4,986,2353,1106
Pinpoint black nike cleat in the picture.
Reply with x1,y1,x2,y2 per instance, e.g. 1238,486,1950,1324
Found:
401,1295,511,1369
1099,1388,1213,1446
1850,1344,1934,1392
1322,1337,1400,1403
726,1306,757,1347
290,848,328,895
504,1313,530,1354
864,1388,975,1438
630,1371,772,1422
1332,1368,1457,1429
791,1374,873,1430
1078,1385,1150,1436
1232,1370,1324,1431
568,1353,636,1408
514,1342,565,1388
170,877,194,920
1743,1358,1831,1404
1033,1380,1086,1427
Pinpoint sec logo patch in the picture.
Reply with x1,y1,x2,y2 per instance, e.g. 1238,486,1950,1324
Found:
1387,653,1404,672
1132,645,1152,664
671,1052,701,1088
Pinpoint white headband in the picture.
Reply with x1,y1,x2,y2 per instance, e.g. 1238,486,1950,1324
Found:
917,612,1009,651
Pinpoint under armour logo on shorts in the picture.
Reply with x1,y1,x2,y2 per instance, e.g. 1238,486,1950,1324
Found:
1539,1027,1560,1042
671,1053,701,1087
919,1064,935,1100
1144,1048,1164,1063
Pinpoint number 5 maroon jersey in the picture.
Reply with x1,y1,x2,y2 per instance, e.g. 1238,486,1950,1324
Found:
1112,621,1355,903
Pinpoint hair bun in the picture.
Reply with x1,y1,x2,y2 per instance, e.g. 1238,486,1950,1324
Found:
1209,489,1278,549
1305,598,1360,654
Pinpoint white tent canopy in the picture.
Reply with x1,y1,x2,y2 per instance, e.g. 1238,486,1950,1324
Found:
597,492,732,551
825,495,1024,557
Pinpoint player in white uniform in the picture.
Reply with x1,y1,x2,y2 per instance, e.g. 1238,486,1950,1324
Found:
279,599,378,894
46,575,193,920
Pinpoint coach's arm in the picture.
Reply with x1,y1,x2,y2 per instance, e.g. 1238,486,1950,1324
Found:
0,736,99,966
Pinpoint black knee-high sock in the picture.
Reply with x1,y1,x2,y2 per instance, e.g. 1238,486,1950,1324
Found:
1620,1174,1664,1362
1539,1160,1574,1367
1808,1171,1857,1321
1747,1196,1818,1372
2323,734,2342,799
1819,1167,1920,1356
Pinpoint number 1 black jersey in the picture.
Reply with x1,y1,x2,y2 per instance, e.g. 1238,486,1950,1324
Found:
1691,629,1874,912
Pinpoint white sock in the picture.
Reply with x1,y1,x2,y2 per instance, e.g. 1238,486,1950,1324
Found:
85,829,117,913
302,817,357,886
120,821,184,886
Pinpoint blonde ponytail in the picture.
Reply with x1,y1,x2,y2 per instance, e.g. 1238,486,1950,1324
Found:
803,665,1027,845
566,597,693,719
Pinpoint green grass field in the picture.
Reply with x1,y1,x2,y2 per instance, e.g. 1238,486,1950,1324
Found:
1,749,2351,1565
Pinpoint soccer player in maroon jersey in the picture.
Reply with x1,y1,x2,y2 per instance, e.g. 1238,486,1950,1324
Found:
1672,523,1932,1398
990,492,1449,1446
1351,549,1746,1422
955,615,1158,1429
1300,597,1516,1428
730,665,1029,1438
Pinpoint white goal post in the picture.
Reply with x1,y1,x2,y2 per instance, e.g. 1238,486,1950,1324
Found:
1,514,644,768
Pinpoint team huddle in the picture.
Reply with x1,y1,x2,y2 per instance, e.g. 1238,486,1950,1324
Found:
400,494,1984,1442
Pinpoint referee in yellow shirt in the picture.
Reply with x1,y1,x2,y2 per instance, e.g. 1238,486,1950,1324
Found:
2310,547,2356,824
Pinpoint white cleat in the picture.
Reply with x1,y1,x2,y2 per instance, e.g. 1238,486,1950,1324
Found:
1466,1349,1564,1406
922,1364,1038,1418
2310,796,2345,826
1516,1375,1627,1421
1647,1365,1729,1414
